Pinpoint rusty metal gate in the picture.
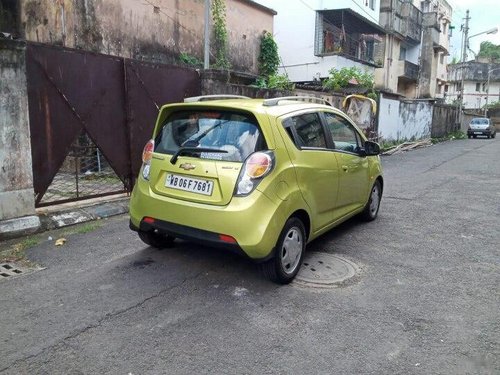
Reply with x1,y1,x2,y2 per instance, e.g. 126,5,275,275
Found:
26,43,200,207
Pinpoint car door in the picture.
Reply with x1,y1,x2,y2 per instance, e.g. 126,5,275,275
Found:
281,112,340,233
322,111,370,219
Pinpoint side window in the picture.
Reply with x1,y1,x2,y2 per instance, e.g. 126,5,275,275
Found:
323,112,361,153
282,113,327,149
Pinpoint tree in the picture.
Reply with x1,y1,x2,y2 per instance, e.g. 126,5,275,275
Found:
477,42,500,60
323,67,374,92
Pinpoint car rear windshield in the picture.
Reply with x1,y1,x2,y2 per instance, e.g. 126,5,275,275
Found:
470,118,489,125
154,110,266,162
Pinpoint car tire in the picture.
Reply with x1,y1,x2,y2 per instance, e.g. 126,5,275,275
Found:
467,135,471,139
138,230,175,249
360,180,382,222
493,133,496,139
473,135,477,138
260,217,306,284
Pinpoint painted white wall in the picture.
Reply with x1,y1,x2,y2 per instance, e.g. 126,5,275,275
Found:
282,55,374,83
378,94,433,141
378,96,401,141
254,0,380,82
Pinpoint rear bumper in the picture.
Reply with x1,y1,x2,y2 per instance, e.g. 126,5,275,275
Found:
129,218,267,260
129,177,286,260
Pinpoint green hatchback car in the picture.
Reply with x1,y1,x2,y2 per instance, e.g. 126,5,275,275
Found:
129,95,383,283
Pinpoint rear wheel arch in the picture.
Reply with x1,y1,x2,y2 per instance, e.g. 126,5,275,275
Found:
376,176,384,195
290,209,310,242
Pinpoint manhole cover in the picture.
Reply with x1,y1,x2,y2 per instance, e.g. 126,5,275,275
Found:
294,252,359,288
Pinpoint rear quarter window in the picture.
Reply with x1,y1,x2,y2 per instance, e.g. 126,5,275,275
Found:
154,110,266,162
282,113,327,149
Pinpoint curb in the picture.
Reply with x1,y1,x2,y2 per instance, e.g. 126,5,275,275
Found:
0,196,129,242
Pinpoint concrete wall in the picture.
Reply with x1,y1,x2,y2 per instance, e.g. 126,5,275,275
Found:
18,0,273,74
378,93,432,141
200,69,291,97
431,103,460,137
0,39,36,221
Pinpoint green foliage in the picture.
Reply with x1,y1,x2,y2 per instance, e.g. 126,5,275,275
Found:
254,32,291,90
212,0,230,69
76,222,101,234
0,237,39,264
431,130,466,144
254,74,294,91
366,92,378,101
486,100,500,109
477,42,500,60
259,32,280,77
179,52,203,68
323,67,374,92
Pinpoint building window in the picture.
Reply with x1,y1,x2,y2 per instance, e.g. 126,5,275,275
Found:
0,0,19,34
440,54,444,64
482,82,487,92
476,83,481,92
369,0,376,10
399,47,407,61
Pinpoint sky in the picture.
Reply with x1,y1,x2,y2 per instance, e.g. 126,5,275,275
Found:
442,0,500,60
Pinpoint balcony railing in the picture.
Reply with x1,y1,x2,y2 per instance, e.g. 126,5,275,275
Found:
315,22,384,66
380,0,422,43
400,60,419,81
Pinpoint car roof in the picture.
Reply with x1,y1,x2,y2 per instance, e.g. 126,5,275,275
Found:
160,97,347,119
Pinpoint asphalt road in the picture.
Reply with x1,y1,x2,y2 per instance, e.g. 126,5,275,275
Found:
1,138,499,375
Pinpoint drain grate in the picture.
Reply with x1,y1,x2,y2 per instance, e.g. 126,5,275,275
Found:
294,252,359,288
0,263,26,280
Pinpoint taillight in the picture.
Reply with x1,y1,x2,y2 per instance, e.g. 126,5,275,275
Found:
235,152,274,196
141,140,154,180
142,140,154,163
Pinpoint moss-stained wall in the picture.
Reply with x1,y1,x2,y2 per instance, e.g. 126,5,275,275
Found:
0,40,36,220
18,0,274,73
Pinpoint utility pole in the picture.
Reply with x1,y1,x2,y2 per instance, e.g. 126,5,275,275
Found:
204,0,211,69
458,10,470,126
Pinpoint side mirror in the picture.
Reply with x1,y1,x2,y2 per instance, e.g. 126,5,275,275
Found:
363,141,380,156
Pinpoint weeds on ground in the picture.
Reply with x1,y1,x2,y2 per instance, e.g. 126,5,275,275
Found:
431,131,466,144
0,237,39,265
75,222,101,234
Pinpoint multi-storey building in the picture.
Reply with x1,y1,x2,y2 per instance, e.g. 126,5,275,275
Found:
254,0,386,83
377,0,451,98
447,61,500,110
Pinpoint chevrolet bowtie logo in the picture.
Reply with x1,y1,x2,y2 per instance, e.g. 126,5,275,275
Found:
179,163,196,171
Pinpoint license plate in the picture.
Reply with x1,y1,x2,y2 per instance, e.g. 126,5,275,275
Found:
474,132,482,134
166,174,214,195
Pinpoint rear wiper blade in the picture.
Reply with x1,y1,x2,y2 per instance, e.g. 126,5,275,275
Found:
170,147,228,164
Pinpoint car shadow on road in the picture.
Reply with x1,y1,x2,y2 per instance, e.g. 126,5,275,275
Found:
128,238,266,285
